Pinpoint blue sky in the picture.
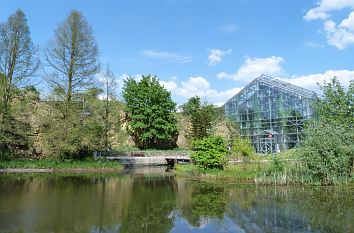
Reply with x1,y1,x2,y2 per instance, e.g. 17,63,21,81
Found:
1,0,354,104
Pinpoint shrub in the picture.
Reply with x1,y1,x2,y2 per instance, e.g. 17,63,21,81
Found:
231,136,255,159
191,136,228,170
299,123,353,185
270,156,284,173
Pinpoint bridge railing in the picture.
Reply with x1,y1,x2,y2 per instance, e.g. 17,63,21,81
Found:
110,151,190,158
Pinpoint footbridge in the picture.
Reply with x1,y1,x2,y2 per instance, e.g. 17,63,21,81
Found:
106,151,191,166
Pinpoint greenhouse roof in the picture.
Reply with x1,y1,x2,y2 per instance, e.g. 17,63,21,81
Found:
229,75,317,102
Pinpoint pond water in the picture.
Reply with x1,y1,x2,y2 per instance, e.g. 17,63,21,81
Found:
0,167,353,233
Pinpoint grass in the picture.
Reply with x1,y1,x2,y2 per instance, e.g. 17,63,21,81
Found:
174,150,299,182
175,163,271,182
0,157,122,170
248,148,299,161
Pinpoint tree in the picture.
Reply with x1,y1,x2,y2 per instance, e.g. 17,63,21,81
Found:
181,96,201,116
0,9,39,158
40,88,107,159
40,10,100,159
300,123,353,185
181,96,217,140
315,77,353,129
180,183,228,227
122,75,178,149
297,77,354,184
0,9,38,111
99,65,119,151
44,10,99,103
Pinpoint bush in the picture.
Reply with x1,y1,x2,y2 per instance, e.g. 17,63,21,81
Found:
191,136,228,170
0,149,14,161
231,136,255,159
299,123,353,185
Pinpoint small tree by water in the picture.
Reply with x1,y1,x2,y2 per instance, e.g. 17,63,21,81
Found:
191,136,228,170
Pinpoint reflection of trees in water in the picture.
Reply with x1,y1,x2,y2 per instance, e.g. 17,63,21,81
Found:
0,175,133,233
1,175,353,233
0,174,179,233
226,186,353,233
179,182,229,227
119,176,177,233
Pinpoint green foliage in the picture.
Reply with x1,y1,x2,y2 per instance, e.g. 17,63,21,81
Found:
122,75,178,149
315,77,353,129
0,10,120,161
40,84,123,159
191,136,228,170
0,9,38,159
283,77,354,185
181,96,217,140
270,156,284,173
231,136,255,159
223,117,240,143
119,177,176,233
176,163,269,181
0,86,37,159
181,96,201,116
40,104,91,159
299,123,353,185
180,184,228,227
0,111,31,159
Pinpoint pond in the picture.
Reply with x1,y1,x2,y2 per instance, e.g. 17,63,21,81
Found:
0,167,353,233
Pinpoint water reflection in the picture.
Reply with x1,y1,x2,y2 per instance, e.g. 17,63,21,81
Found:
0,172,352,233
179,183,228,227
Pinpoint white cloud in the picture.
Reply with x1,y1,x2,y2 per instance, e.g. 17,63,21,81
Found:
160,76,242,103
304,0,354,20
324,20,354,49
208,49,232,66
217,56,285,82
141,49,193,63
304,0,354,49
280,70,354,92
219,23,238,33
181,76,210,91
117,73,142,82
304,7,329,21
215,53,353,96
340,11,354,31
160,80,178,92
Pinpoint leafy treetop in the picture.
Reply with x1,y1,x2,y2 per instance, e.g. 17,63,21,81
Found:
122,75,178,149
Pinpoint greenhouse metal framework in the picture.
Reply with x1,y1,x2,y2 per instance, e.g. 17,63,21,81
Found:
225,75,317,154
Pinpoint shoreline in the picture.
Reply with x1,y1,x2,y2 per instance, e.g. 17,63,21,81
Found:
0,167,123,173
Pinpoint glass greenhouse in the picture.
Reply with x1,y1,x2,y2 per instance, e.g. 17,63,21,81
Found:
225,75,317,154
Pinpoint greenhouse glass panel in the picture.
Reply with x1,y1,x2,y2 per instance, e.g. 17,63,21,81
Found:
224,75,317,154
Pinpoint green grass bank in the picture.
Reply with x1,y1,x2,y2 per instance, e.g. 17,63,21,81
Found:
0,158,122,172
175,163,271,182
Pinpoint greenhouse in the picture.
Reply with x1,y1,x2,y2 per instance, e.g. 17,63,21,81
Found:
224,75,317,154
